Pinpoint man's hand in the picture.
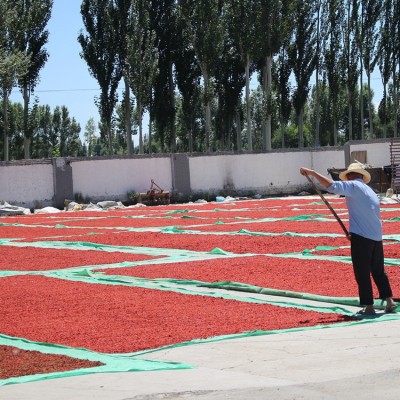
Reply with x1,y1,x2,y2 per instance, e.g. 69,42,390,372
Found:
299,167,333,189
300,167,314,177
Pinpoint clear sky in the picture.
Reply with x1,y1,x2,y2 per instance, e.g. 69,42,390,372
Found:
9,1,384,144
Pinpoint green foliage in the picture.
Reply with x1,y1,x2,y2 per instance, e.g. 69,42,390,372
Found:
13,0,53,158
51,144,61,158
14,0,53,87
272,121,313,149
2,0,400,159
0,100,83,160
0,51,29,98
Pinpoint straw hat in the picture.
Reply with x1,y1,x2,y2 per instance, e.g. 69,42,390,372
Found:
339,162,371,184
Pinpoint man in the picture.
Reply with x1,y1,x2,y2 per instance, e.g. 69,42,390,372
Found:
300,162,396,315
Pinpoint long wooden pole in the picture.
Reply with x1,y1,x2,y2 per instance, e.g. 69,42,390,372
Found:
304,173,350,239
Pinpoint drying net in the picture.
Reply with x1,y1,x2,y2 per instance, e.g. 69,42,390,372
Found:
1,196,400,385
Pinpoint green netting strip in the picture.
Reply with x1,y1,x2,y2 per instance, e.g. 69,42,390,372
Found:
166,209,191,214
131,314,400,359
4,219,394,242
40,269,358,317
0,221,303,236
2,208,399,233
2,237,400,281
4,304,398,387
198,281,394,310
70,269,395,316
383,234,400,241
125,215,174,220
2,207,400,385
0,239,208,257
0,334,191,386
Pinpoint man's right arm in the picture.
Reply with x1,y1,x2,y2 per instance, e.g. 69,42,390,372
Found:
299,167,333,189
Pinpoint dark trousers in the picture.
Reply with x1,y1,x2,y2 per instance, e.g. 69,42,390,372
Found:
351,233,393,306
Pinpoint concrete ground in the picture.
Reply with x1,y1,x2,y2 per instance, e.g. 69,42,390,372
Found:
2,295,400,400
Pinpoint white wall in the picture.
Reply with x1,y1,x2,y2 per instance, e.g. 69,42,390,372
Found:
311,149,345,172
0,162,54,208
71,157,173,200
348,141,391,167
189,148,345,195
0,140,392,209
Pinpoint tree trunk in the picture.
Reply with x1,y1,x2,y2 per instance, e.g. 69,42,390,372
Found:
348,100,353,141
236,108,242,152
298,108,304,147
245,54,252,151
314,0,321,147
107,123,113,155
227,114,232,151
2,93,9,161
383,83,387,138
262,57,272,151
138,101,143,154
205,101,211,151
315,49,321,147
124,75,133,155
220,117,225,151
280,117,285,149
367,72,374,137
169,60,176,153
188,123,193,154
360,63,364,140
315,73,321,147
394,66,398,138
148,117,152,155
333,117,338,146
23,86,30,159
200,65,211,152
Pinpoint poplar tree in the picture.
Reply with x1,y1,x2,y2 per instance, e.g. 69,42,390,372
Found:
313,0,322,146
56,106,80,157
343,0,360,141
213,20,245,152
7,102,24,159
256,0,295,150
290,0,318,147
84,117,98,156
0,0,28,161
225,0,258,151
15,0,52,159
358,0,381,139
178,0,223,151
79,0,123,155
273,39,292,149
115,0,134,155
37,104,53,157
377,1,389,138
0,38,29,160
150,0,177,152
174,15,202,153
377,0,394,138
127,0,158,154
392,0,400,137
322,0,346,145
